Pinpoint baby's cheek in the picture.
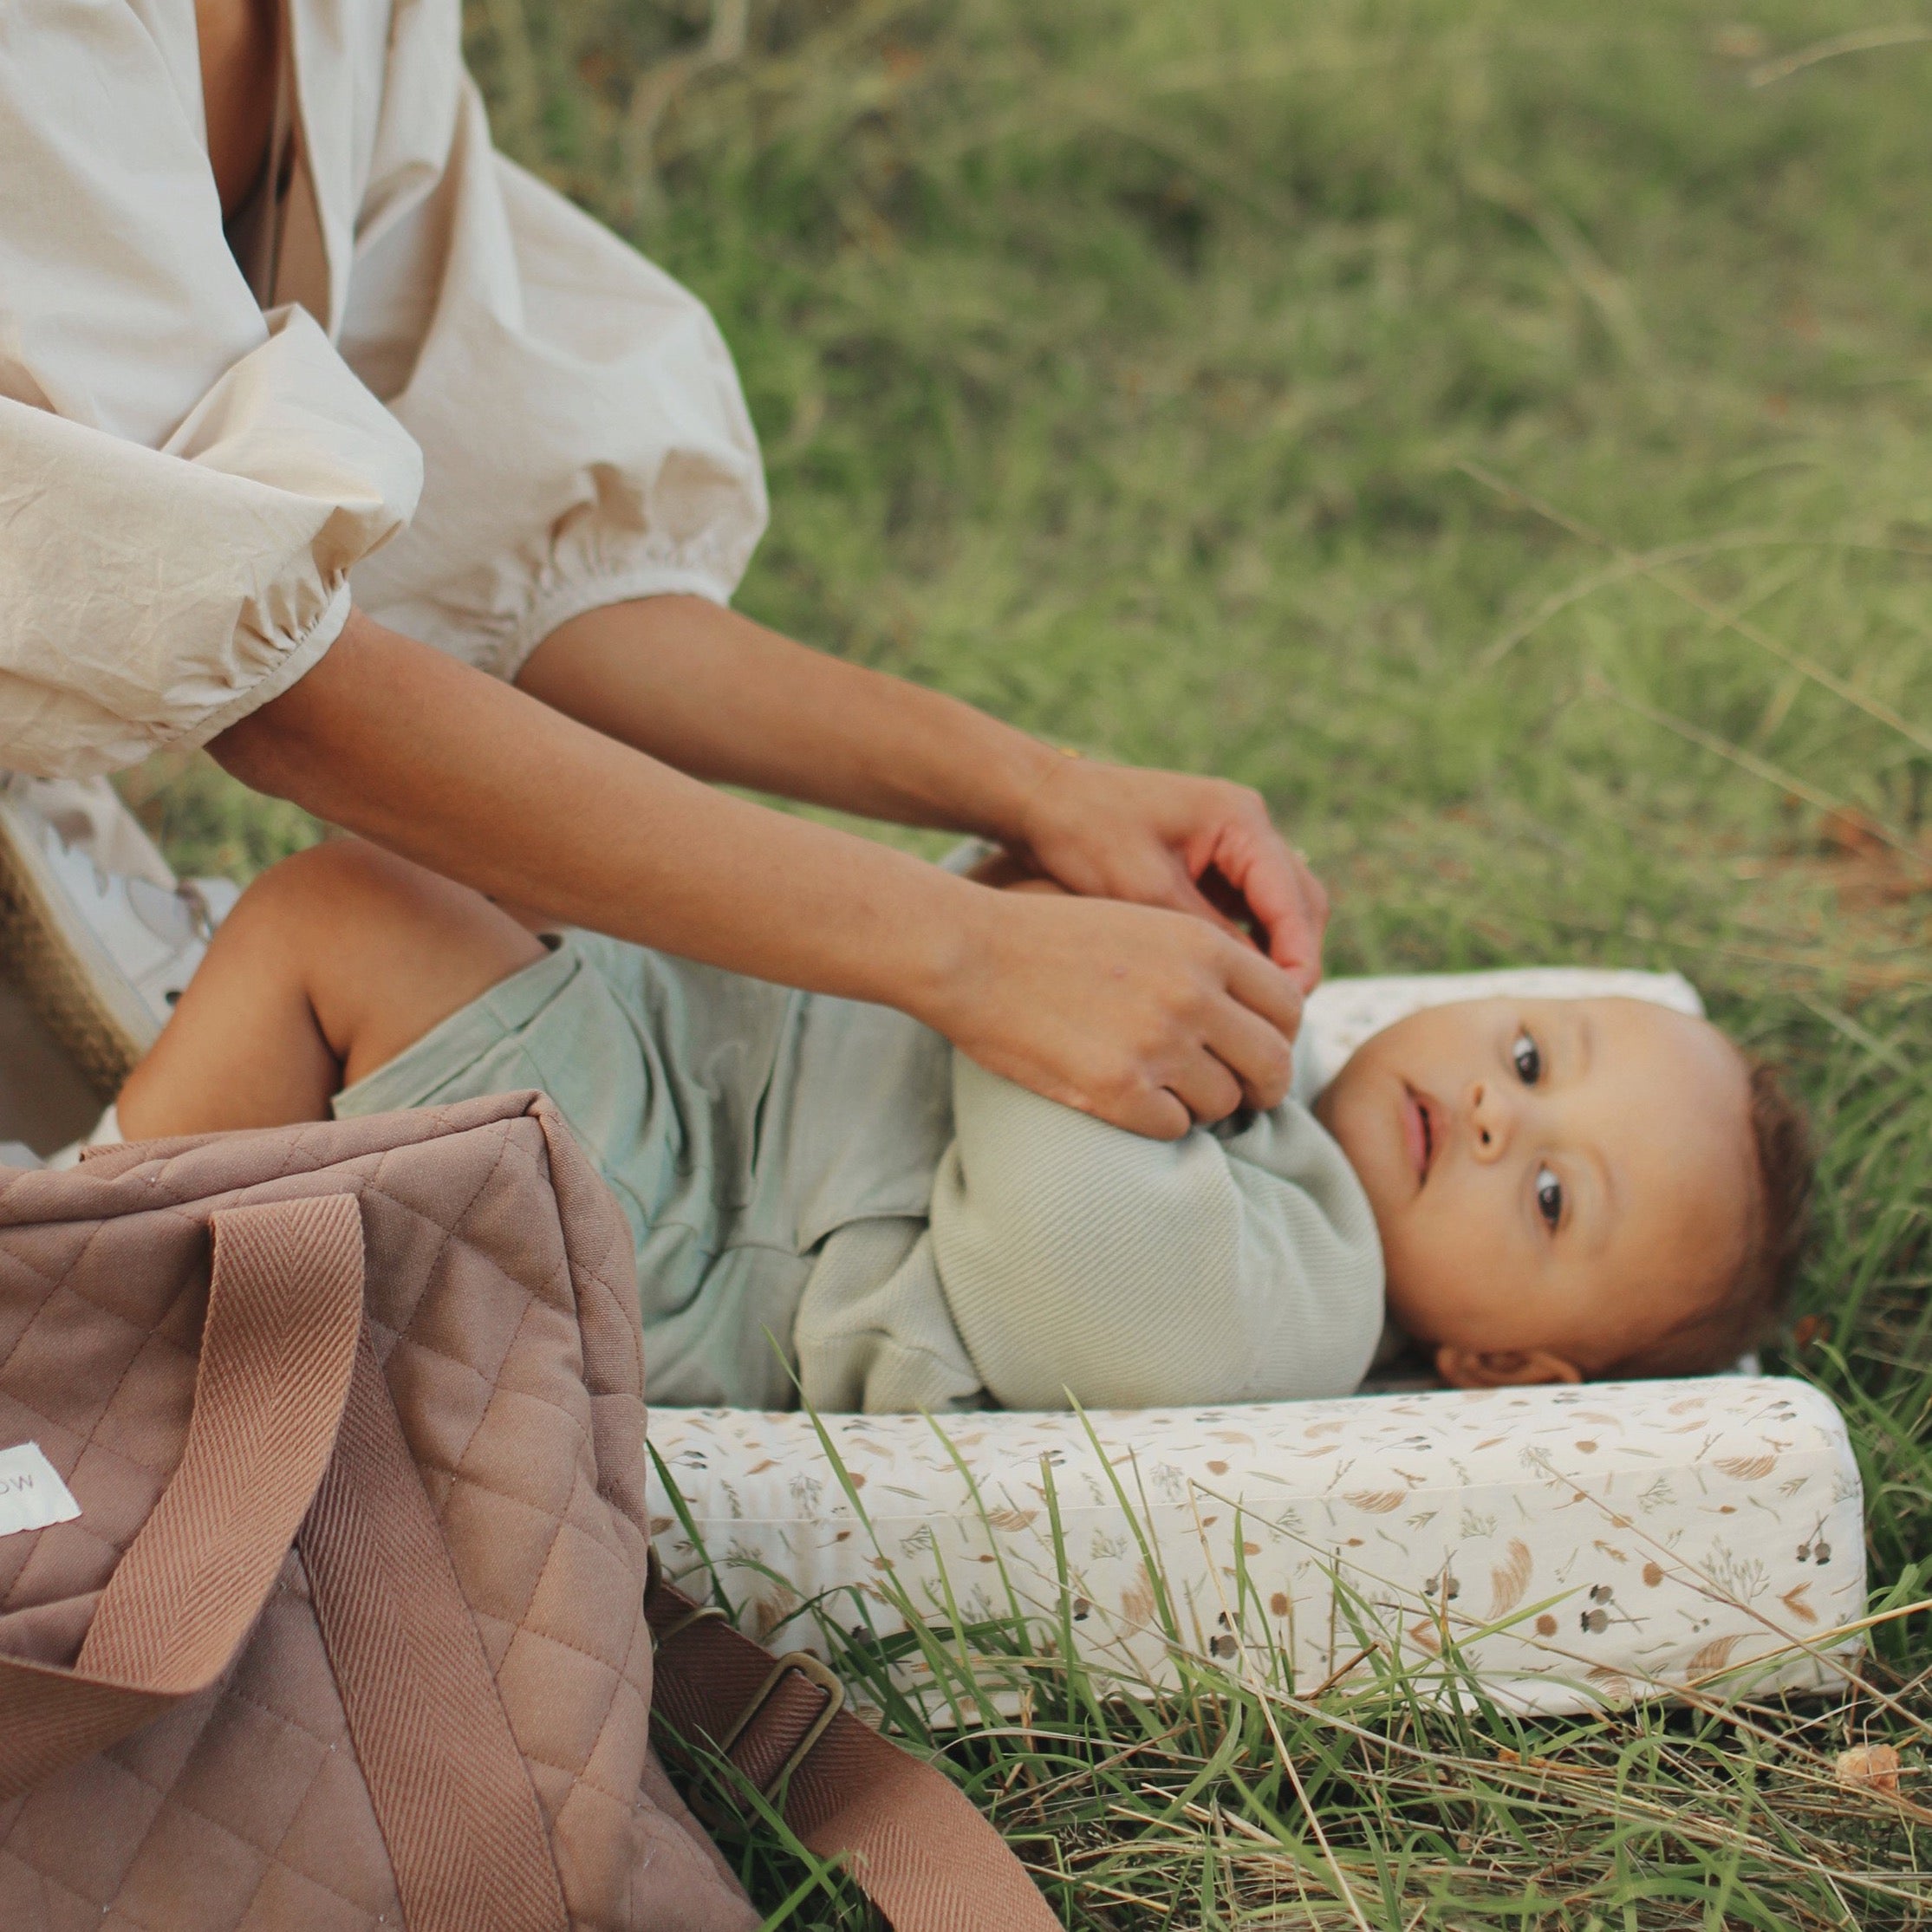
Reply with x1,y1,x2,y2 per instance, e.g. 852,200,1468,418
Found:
1378,1217,1462,1336
1381,1212,1526,1345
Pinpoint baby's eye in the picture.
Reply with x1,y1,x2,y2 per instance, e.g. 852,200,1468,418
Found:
1512,1031,1543,1085
1535,1164,1564,1231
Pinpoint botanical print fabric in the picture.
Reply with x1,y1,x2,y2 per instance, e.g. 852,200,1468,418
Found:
648,1376,1863,1714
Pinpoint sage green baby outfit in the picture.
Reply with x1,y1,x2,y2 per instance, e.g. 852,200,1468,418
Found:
335,932,1383,1411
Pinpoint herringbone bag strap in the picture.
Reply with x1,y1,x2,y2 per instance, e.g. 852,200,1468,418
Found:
298,1330,569,1932
646,1575,1061,1932
0,1194,364,1799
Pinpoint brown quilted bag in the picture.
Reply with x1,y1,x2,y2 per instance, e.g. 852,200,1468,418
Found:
0,1091,1056,1931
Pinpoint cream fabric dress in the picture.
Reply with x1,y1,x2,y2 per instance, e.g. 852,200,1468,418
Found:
0,0,766,777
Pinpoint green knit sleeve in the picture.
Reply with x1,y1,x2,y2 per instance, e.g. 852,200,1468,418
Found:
927,1054,1384,1410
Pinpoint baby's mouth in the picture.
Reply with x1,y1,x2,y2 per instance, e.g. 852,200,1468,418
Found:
1402,1085,1438,1184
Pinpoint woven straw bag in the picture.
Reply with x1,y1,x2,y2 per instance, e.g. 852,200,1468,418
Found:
0,1090,1053,1930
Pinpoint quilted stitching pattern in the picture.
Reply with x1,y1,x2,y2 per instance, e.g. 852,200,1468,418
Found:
0,1094,756,1931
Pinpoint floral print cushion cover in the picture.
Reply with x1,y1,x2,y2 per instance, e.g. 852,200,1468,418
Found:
648,1377,1863,1714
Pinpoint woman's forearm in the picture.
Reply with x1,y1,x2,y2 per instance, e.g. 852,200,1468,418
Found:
212,611,975,1009
213,608,1313,1140
516,594,1064,842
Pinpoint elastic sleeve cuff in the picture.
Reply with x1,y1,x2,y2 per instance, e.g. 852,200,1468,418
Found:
170,581,354,754
498,566,733,682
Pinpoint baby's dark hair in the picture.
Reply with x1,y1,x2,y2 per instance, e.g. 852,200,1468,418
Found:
1604,1057,1814,1379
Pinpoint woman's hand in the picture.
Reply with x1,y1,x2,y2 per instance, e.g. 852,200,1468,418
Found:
927,887,1304,1140
1001,758,1330,994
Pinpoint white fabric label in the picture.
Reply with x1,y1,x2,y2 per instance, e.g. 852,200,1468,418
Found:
0,1441,81,1538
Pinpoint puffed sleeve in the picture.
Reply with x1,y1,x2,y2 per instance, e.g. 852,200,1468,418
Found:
0,0,424,778
929,1055,1386,1410
342,78,770,680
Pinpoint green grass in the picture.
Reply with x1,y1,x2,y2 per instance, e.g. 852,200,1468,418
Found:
127,0,1932,1920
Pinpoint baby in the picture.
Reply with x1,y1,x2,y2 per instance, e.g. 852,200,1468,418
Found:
114,841,1812,1411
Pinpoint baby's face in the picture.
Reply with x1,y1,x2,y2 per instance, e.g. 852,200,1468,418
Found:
1313,998,1753,1382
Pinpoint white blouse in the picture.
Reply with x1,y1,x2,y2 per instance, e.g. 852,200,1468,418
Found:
0,0,767,777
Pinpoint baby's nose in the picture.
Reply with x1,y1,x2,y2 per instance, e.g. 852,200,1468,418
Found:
1467,1081,1512,1161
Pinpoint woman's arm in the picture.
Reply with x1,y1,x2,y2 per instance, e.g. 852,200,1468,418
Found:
211,611,1303,1137
518,595,1064,837
518,596,1329,986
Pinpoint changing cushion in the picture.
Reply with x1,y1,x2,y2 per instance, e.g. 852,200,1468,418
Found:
648,1376,1863,1714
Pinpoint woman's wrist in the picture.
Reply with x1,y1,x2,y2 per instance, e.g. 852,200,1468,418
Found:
956,725,1073,853
880,862,1005,1038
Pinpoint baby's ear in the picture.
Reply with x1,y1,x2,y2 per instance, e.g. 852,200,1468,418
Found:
1434,1345,1583,1389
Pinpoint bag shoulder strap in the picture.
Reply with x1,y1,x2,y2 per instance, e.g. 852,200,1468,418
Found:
647,1571,1060,1932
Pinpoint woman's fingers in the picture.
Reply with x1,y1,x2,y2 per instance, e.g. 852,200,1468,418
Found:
1013,759,1336,996
1278,849,1330,981
1164,869,1259,946
1201,992,1298,1112
1159,1052,1246,1129
937,892,1314,1138
1135,971,1297,1127
1224,941,1305,1044
1119,1082,1206,1142
1082,840,1254,945
1164,936,1301,1120
1212,823,1329,989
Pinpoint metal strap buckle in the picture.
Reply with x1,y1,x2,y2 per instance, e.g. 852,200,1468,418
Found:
716,1651,845,1799
646,1546,729,1650
654,1601,729,1648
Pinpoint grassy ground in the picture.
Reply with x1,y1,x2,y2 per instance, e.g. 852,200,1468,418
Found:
128,0,1932,1921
